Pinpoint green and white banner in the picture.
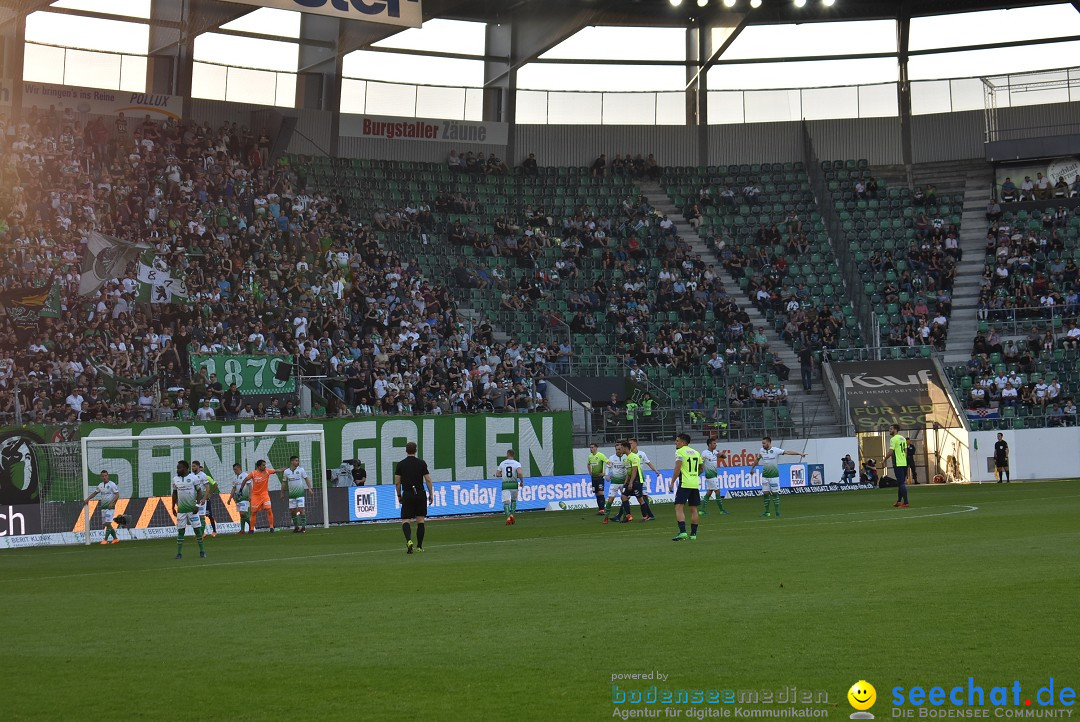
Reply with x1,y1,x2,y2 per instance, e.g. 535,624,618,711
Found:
190,354,295,395
80,414,573,499
137,251,188,304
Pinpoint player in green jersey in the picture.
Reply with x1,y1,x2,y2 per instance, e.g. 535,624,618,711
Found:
749,436,806,518
619,443,656,523
190,461,217,538
83,469,122,545
228,463,252,534
603,442,628,523
671,433,703,541
699,437,730,515
282,455,313,532
586,443,609,515
171,460,207,559
883,424,910,508
498,450,524,525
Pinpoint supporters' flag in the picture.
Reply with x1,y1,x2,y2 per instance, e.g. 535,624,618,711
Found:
136,251,189,304
79,232,147,296
39,280,62,319
0,284,50,327
966,407,1000,421
89,356,158,396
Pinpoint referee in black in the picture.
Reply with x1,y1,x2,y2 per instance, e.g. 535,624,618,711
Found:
395,441,434,554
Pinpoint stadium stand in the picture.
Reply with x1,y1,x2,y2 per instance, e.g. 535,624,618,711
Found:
288,154,808,440
821,160,961,354
941,188,1080,431
0,115,563,425
0,109,1067,438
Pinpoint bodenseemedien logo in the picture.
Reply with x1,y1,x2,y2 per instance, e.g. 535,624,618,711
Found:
849,680,877,719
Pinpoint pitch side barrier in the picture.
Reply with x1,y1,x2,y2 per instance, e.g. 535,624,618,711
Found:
338,462,865,522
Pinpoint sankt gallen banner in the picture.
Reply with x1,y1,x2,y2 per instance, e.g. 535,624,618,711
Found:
80,414,572,499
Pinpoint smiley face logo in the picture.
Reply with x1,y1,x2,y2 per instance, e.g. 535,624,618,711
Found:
848,680,877,712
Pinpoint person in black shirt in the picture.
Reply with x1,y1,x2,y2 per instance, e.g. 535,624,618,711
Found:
798,347,814,391
395,442,433,554
994,433,1010,483
906,437,918,484
351,460,367,486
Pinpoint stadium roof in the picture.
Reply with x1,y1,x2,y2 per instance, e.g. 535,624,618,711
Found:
4,0,1077,54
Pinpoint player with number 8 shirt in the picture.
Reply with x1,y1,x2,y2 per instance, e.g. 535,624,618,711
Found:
498,449,524,525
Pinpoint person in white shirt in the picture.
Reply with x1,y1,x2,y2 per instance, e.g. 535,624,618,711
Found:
706,352,725,375
1034,379,1049,405
1047,380,1061,402
750,385,767,405
196,400,216,421
293,314,309,338
1000,383,1018,407
1021,177,1035,201
66,390,84,417
83,469,122,544
1064,322,1080,350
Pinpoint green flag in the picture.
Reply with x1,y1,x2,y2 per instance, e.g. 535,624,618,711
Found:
39,280,62,319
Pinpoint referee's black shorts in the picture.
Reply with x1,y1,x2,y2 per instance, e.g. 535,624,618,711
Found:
401,495,428,519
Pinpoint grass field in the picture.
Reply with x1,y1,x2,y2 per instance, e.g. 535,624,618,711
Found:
4,482,1079,722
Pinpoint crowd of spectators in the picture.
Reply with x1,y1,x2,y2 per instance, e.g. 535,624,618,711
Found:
589,153,661,180
707,224,847,358
977,209,1079,325
0,109,555,425
449,179,780,383
998,173,1080,203
961,345,1076,426
446,149,509,175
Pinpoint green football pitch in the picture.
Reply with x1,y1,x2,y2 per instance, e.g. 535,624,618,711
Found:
3,482,1078,722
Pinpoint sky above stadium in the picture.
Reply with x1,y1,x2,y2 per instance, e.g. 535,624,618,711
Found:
21,1,1080,111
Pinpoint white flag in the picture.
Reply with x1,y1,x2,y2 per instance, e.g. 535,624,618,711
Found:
79,232,148,296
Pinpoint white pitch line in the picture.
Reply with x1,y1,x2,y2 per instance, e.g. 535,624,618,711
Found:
1,503,988,583
789,504,979,526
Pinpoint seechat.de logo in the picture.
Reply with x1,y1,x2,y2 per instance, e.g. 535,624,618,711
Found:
292,0,417,18
849,681,877,720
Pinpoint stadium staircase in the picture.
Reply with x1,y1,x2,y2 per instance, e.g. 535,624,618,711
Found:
945,163,996,362
640,180,842,436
